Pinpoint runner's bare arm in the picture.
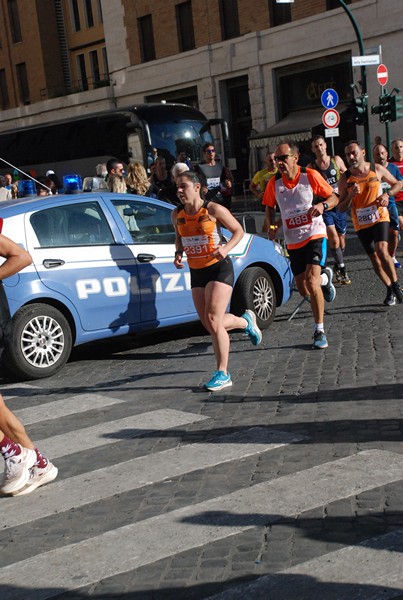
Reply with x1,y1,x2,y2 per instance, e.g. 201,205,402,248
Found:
375,164,401,199
309,191,339,217
338,174,357,212
335,155,347,173
0,234,32,280
264,206,278,240
171,209,184,269
207,203,244,259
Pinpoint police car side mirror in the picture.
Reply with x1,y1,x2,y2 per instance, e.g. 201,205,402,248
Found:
123,207,136,216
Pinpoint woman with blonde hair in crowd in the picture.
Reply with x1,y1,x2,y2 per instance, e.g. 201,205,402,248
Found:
126,162,153,196
107,174,127,194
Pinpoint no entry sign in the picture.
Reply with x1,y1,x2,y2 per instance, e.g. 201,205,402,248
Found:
377,64,388,86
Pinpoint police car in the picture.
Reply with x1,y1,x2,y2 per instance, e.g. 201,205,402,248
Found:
0,184,293,379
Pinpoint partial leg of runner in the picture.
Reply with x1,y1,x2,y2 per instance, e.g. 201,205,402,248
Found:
0,393,58,496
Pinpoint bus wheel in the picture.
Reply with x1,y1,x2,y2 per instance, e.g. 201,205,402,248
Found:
5,304,72,380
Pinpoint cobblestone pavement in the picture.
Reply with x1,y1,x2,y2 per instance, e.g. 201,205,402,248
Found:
1,233,403,600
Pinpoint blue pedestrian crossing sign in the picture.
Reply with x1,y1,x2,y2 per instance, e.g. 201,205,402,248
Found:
321,89,339,109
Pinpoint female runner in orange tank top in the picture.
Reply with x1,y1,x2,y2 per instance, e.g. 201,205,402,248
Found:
172,171,262,392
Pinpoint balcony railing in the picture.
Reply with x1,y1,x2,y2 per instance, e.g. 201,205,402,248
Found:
40,75,110,100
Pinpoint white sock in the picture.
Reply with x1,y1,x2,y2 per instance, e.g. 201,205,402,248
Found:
315,323,324,333
320,273,328,286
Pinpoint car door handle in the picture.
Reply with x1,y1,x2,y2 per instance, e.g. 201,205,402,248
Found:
43,259,65,269
137,253,156,263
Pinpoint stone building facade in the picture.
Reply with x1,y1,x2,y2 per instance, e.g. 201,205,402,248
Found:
0,0,402,181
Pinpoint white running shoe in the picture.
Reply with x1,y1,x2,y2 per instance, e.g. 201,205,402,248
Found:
0,446,37,495
13,461,58,496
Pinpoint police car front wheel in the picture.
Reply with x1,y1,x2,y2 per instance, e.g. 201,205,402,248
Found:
232,266,276,330
5,303,72,380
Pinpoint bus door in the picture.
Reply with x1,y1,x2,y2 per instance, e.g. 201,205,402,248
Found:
127,131,145,165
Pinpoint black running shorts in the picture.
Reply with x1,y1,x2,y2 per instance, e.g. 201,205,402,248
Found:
190,257,234,289
356,221,389,255
288,238,328,277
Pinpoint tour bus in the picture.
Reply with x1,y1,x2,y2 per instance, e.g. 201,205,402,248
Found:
0,103,228,179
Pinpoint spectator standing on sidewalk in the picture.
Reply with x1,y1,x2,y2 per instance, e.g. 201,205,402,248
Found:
175,150,192,170
126,162,154,197
373,143,403,268
150,156,177,204
4,174,13,190
0,232,58,496
309,135,351,284
263,140,338,350
0,176,11,202
249,150,277,203
106,158,125,186
338,140,403,306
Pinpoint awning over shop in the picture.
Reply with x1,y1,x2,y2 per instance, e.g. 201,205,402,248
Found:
249,105,348,149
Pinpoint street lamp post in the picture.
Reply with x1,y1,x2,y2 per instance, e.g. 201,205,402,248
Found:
338,0,371,157
275,0,371,156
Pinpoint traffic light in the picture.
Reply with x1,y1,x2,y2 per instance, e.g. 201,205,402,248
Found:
371,91,403,123
352,94,368,126
379,93,392,123
391,93,403,121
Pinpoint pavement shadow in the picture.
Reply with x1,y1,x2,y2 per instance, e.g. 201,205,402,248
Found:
205,381,403,404
99,414,403,445
2,539,403,599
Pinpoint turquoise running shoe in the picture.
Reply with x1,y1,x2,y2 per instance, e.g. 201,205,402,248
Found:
204,370,232,391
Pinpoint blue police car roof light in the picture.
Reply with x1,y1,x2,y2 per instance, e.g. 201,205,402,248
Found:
63,174,82,194
17,180,36,197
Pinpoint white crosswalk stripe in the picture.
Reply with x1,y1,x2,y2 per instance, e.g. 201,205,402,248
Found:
33,408,209,459
13,393,127,425
1,391,403,600
1,450,403,599
208,530,403,600
0,427,304,529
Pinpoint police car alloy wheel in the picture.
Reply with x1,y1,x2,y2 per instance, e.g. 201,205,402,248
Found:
5,304,72,380
231,266,276,330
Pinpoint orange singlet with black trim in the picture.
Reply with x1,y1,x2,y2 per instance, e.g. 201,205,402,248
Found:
176,201,224,269
346,168,389,231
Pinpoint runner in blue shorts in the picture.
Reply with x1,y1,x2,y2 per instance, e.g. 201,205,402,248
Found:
309,135,351,284
373,143,403,269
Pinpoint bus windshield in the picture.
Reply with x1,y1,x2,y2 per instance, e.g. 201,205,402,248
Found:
146,118,213,167
0,103,220,181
